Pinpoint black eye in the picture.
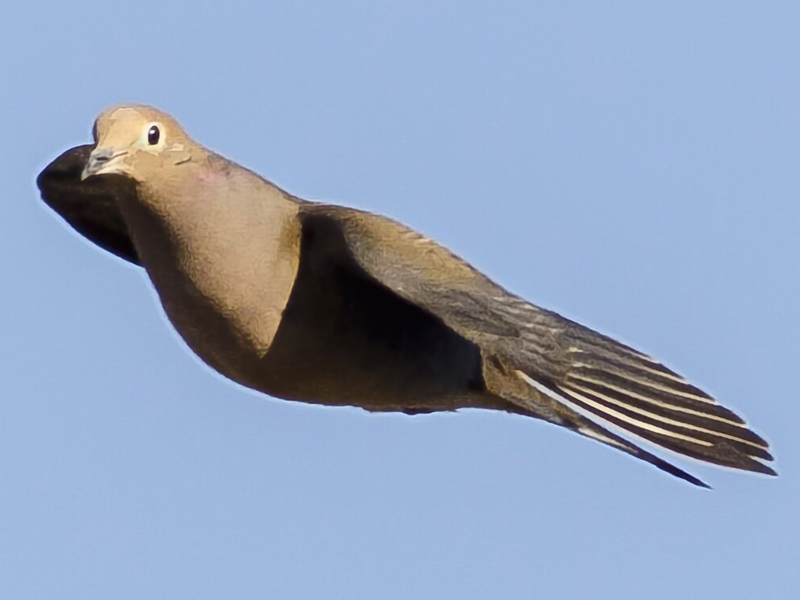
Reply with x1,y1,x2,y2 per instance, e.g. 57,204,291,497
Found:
147,125,160,145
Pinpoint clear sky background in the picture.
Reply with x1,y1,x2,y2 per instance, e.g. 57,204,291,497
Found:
1,2,798,598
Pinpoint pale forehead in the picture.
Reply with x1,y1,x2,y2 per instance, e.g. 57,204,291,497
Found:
95,105,183,134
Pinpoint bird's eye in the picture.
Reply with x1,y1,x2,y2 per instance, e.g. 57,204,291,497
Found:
147,125,160,145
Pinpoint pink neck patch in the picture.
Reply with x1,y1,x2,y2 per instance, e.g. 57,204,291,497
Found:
197,168,220,184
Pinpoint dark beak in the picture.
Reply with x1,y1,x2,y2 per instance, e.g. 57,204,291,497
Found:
81,148,128,180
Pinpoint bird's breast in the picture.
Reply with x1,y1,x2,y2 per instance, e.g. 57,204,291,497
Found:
117,187,299,388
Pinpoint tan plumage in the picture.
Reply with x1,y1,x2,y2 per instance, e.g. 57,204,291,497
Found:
37,104,775,487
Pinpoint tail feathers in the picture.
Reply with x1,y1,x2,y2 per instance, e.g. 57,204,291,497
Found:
571,413,712,488
513,370,710,487
536,326,776,476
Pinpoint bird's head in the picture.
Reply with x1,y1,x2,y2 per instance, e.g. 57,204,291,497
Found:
82,105,195,183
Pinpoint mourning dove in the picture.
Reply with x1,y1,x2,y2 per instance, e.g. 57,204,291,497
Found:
38,105,776,487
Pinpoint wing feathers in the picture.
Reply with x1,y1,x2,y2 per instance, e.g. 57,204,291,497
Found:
564,378,768,451
515,370,711,487
302,203,775,483
573,422,711,488
532,325,777,475
567,367,747,425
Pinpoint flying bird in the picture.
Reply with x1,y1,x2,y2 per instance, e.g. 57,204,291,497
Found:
37,105,776,487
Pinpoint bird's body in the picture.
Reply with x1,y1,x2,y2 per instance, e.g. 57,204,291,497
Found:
109,137,486,412
37,105,776,487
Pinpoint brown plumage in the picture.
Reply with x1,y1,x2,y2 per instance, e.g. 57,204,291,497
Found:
37,105,776,487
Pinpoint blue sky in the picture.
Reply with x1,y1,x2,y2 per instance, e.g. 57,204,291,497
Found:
2,2,798,598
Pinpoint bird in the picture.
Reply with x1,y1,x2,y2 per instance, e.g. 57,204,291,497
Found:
37,104,776,488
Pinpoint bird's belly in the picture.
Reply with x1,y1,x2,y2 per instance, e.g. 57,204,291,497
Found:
155,282,483,412
247,276,488,412
253,330,485,412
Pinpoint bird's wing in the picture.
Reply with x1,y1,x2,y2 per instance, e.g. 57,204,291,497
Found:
300,203,775,485
37,145,141,265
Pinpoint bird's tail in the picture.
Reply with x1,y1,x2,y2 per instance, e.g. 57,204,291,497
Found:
526,322,775,477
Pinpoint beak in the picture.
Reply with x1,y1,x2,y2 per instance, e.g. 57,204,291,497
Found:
81,148,129,180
